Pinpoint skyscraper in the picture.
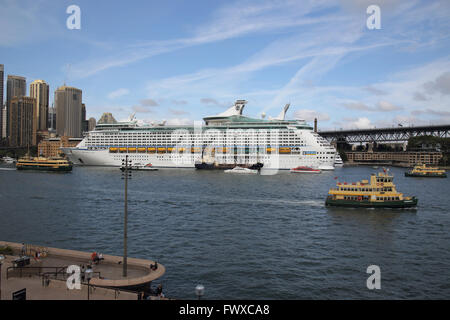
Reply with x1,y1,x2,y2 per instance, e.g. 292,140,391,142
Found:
29,79,49,132
8,96,37,147
48,106,57,130
0,64,4,107
88,117,96,131
54,85,83,138
81,103,89,133
0,64,4,139
1,106,6,138
6,75,26,139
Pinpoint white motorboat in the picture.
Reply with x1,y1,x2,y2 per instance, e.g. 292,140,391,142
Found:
2,156,16,164
224,166,258,174
334,154,344,166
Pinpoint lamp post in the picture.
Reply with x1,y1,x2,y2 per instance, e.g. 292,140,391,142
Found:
85,267,93,300
195,284,204,300
121,155,132,277
0,255,5,300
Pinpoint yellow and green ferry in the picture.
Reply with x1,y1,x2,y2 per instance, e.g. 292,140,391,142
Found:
405,163,446,178
16,157,73,172
325,171,417,208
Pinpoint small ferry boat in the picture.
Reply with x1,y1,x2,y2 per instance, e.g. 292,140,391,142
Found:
405,163,446,178
224,166,258,174
120,163,158,171
290,166,321,174
325,171,418,208
16,157,72,172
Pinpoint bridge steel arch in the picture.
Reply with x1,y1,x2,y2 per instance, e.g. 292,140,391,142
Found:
318,124,450,144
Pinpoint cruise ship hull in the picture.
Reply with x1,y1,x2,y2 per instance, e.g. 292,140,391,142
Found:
62,148,335,170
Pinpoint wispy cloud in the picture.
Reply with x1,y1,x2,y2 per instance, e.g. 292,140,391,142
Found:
140,99,159,107
342,101,403,112
107,88,130,99
68,0,341,79
294,109,330,121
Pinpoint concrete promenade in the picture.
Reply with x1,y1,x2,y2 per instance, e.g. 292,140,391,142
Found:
0,241,166,300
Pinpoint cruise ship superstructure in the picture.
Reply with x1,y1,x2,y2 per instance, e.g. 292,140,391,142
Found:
62,100,336,170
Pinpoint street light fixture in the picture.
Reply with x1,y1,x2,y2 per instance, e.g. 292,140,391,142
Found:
195,284,204,300
121,155,132,277
85,267,93,300
0,255,5,300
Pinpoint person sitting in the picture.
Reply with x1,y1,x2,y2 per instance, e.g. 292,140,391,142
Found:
150,261,158,271
91,252,100,264
156,284,164,299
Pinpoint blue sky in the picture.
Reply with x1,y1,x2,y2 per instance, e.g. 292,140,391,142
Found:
1,0,449,130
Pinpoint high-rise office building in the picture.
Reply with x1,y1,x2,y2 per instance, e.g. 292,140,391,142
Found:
6,75,26,139
8,96,37,147
0,64,4,138
54,85,83,138
1,106,6,138
29,79,49,132
88,117,96,131
48,106,57,130
81,103,89,133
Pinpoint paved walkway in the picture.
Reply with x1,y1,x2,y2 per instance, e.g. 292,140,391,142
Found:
1,255,137,300
0,241,166,300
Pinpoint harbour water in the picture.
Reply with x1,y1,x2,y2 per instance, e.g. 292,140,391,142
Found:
0,164,449,299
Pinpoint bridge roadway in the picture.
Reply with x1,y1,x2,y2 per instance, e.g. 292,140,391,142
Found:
318,124,450,143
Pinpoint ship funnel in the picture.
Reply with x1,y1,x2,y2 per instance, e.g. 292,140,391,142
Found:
234,100,247,115
274,103,290,120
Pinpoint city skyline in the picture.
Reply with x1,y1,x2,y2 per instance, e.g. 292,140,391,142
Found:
0,0,449,130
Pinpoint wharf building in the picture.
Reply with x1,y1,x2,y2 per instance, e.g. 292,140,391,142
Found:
38,136,83,158
346,151,443,166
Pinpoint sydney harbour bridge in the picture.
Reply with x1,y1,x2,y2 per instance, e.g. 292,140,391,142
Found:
318,124,450,144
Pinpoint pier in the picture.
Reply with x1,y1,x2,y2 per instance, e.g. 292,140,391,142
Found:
0,241,165,300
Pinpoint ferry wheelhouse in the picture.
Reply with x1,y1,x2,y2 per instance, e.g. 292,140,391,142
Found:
325,171,418,208
62,100,336,170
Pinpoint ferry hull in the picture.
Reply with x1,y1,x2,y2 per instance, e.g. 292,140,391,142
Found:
325,197,418,208
16,165,72,172
405,172,446,178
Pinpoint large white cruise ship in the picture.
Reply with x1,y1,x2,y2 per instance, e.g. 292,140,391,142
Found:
61,100,336,171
